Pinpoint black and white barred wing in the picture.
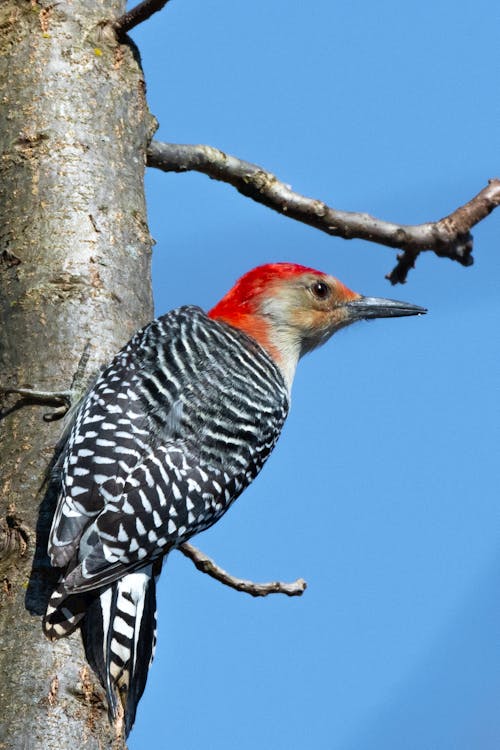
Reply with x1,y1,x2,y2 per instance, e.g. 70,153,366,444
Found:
61,439,243,594
48,346,152,569
47,308,205,569
51,304,289,593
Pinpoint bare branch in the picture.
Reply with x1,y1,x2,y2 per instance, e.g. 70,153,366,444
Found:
0,387,72,405
386,180,500,282
0,347,91,422
114,0,172,35
147,141,500,283
178,542,307,598
0,387,72,421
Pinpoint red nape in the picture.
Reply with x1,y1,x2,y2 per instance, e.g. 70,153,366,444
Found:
208,263,323,321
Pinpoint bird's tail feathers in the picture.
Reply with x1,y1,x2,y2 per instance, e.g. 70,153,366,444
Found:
80,562,162,736
43,576,92,639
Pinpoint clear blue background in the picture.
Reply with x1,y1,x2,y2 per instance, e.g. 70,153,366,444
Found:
128,2,499,748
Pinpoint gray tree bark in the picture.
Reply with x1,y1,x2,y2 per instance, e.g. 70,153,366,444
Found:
0,1,155,747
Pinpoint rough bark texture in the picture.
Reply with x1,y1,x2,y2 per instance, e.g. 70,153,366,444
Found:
0,1,155,747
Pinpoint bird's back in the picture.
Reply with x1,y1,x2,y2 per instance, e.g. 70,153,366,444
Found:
49,306,289,578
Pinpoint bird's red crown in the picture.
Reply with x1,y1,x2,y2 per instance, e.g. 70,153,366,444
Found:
208,262,349,318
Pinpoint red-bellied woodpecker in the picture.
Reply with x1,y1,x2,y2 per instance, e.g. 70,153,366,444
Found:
44,262,426,733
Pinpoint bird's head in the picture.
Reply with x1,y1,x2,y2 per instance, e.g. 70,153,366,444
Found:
209,263,426,389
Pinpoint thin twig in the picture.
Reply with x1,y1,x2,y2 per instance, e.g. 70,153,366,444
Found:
178,542,307,598
0,347,92,422
0,387,72,405
0,387,73,421
147,141,500,283
114,0,172,35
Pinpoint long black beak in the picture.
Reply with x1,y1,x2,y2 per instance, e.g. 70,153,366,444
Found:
345,296,427,320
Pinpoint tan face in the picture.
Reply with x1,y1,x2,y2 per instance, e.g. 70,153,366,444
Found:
265,273,361,354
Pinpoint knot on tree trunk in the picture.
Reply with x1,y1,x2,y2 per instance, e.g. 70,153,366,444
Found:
0,505,31,566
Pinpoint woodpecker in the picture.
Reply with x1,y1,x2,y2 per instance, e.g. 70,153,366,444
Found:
44,263,425,734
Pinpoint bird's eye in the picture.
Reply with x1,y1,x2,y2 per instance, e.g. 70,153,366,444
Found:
311,281,330,300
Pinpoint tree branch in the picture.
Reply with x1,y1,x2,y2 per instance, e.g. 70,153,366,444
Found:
178,542,307,598
114,0,172,34
147,141,500,283
385,179,499,283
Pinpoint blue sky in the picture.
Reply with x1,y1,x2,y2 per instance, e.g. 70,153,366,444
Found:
128,1,499,748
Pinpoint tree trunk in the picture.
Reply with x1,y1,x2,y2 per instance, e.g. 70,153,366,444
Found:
0,1,155,746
